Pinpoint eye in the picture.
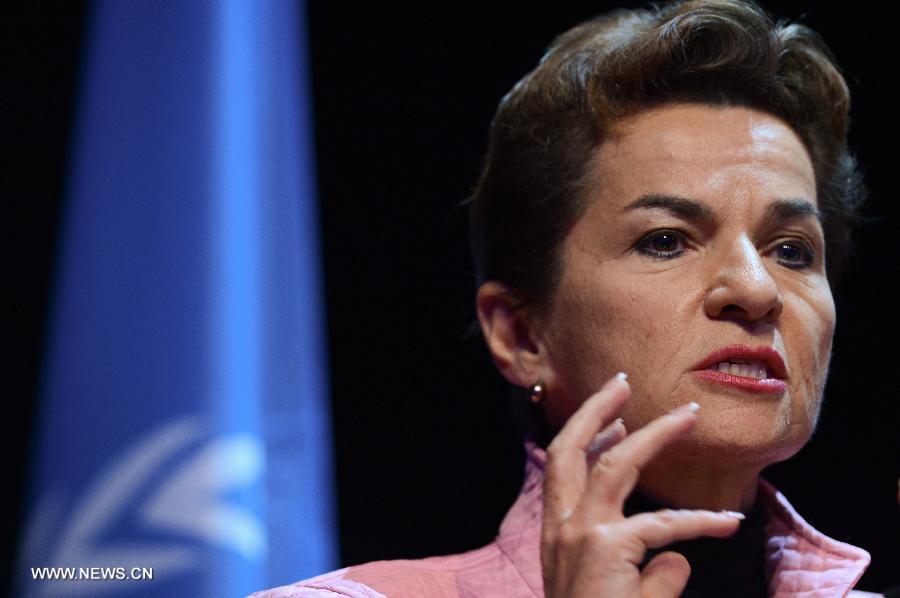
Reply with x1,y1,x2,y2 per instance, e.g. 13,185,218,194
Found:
773,240,815,269
635,230,688,260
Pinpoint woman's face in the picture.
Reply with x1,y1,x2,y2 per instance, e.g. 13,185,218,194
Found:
538,103,834,467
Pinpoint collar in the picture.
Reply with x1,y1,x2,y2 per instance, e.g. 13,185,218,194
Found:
494,441,870,597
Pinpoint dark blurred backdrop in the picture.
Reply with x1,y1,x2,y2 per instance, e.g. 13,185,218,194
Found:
7,1,898,594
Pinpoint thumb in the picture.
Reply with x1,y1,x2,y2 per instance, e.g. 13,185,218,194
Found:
641,551,691,598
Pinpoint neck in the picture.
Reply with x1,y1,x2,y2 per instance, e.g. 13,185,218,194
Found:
635,456,763,513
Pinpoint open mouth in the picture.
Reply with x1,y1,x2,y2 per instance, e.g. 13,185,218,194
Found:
691,345,787,394
707,359,770,380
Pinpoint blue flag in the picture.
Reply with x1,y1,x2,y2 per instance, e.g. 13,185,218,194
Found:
19,1,336,596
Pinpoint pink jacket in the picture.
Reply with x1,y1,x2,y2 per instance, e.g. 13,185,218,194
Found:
253,442,872,597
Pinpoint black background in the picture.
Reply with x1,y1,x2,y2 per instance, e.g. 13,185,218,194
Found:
7,1,899,594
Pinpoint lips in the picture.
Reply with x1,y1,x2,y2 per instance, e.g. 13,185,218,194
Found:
690,344,788,394
693,345,787,379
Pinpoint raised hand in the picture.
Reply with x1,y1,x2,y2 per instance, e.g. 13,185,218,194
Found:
540,373,745,598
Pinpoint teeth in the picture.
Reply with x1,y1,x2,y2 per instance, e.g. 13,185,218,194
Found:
715,361,768,379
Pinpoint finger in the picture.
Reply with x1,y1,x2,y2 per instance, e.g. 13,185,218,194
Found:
585,418,627,462
552,419,627,525
641,551,690,598
543,374,631,524
581,402,699,512
620,509,743,555
550,373,630,454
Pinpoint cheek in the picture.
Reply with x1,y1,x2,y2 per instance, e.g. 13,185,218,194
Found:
614,281,705,418
788,287,836,414
549,271,694,402
547,284,621,388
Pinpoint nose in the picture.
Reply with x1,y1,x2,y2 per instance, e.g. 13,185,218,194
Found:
703,235,783,325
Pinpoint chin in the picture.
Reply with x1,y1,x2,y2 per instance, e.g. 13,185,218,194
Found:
680,402,817,468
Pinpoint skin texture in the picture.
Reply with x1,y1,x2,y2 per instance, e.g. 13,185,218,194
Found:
477,103,835,511
476,102,836,596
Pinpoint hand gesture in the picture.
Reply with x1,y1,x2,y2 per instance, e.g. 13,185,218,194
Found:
540,373,745,597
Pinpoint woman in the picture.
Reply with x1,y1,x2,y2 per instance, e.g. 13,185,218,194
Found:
255,0,873,595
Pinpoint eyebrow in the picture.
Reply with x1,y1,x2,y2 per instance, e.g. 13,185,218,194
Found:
623,194,822,224
623,194,713,220
764,198,822,224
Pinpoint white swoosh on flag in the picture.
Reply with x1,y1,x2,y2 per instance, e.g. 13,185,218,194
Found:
20,416,265,596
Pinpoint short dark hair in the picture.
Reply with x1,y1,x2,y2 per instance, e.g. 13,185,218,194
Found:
468,0,864,315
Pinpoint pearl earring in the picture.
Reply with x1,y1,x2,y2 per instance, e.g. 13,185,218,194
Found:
528,381,546,404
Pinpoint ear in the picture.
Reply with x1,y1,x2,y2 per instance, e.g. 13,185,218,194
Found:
475,281,550,388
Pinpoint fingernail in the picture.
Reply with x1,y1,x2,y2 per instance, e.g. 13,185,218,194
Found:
608,417,626,435
600,372,629,392
671,401,700,415
721,510,745,520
